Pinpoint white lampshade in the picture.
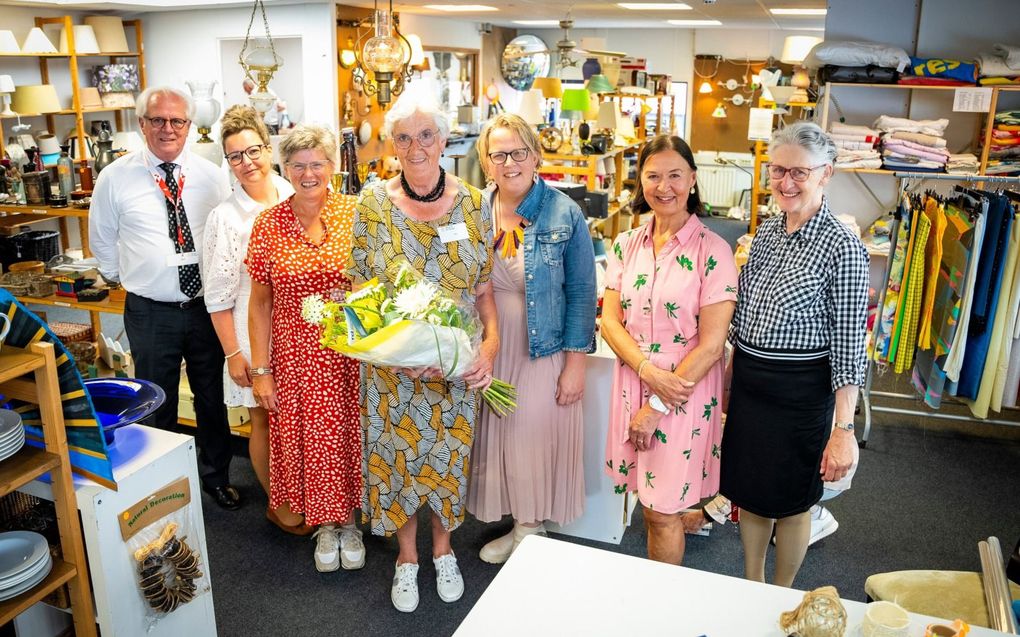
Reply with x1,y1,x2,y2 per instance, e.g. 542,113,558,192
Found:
768,85,796,106
615,114,635,145
12,84,62,114
113,131,143,152
37,133,61,155
58,25,101,55
516,89,545,126
0,75,14,94
402,33,425,67
597,101,619,130
84,16,130,53
21,27,57,54
780,36,821,64
0,30,19,54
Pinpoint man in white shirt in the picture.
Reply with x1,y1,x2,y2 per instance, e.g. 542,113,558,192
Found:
90,86,242,510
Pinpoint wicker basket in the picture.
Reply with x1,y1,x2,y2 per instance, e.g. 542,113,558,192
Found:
49,321,93,343
25,275,56,298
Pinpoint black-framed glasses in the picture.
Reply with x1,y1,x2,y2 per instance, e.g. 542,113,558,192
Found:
767,164,827,182
393,129,439,150
225,144,269,166
143,116,190,131
488,148,531,165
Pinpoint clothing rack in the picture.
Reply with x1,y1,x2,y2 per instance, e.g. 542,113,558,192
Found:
859,173,1020,446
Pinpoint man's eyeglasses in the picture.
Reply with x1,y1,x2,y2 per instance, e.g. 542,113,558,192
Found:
286,160,332,174
393,129,440,150
766,164,827,182
225,144,269,166
488,148,531,165
143,116,190,131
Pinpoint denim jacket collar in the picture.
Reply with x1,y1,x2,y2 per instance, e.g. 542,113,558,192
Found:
484,177,548,224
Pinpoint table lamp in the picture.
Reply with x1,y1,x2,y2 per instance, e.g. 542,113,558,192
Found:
0,30,19,54
12,85,62,115
58,25,101,55
781,36,821,104
532,77,563,124
597,101,619,135
21,27,57,54
0,75,15,116
517,89,545,126
84,16,130,53
586,74,615,95
615,112,636,146
560,88,590,116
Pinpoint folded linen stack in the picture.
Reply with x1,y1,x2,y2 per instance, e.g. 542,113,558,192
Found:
829,122,882,169
976,44,1020,85
983,110,1020,175
946,153,980,175
874,116,950,172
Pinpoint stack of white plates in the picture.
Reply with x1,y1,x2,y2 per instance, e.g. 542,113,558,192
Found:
0,531,53,601
0,409,26,463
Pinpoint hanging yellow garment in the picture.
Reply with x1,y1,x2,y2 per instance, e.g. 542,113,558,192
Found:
917,197,946,349
894,212,931,374
889,199,920,363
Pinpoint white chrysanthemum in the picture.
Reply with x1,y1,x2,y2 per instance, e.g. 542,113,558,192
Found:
301,295,328,324
393,281,438,319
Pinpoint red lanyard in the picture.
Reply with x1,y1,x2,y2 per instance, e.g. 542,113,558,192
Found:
154,171,188,246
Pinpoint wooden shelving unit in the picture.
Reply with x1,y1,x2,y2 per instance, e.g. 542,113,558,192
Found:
0,16,146,257
0,342,96,636
748,98,816,234
538,141,644,240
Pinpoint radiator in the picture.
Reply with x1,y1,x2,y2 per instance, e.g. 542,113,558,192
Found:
695,166,751,208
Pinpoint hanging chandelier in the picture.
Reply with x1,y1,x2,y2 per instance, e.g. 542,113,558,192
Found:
239,0,283,114
352,0,413,106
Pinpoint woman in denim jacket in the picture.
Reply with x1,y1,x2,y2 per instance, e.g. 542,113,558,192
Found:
467,114,597,563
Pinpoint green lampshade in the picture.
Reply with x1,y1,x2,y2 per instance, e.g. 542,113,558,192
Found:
560,88,591,113
586,74,615,94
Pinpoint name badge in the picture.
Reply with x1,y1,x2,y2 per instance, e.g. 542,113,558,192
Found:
437,222,469,243
167,251,200,267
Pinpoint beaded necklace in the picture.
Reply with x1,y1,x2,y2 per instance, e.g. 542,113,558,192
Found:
492,196,527,260
400,167,446,203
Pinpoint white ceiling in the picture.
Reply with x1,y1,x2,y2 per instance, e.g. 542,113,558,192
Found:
0,0,828,30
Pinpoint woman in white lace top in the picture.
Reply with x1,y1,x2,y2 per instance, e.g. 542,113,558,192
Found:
202,105,295,529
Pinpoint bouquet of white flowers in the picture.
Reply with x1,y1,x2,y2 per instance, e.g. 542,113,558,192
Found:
302,263,516,416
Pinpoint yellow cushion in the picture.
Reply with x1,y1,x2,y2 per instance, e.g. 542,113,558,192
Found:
864,570,1020,628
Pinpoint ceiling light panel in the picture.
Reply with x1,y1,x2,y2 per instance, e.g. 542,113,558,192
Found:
770,8,828,15
617,3,693,9
666,19,723,26
424,4,499,11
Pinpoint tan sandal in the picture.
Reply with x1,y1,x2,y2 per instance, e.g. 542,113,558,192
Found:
266,507,315,536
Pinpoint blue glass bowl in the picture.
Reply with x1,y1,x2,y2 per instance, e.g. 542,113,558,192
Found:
82,378,166,445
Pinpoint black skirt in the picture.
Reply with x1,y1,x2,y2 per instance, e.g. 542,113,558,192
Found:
720,341,835,519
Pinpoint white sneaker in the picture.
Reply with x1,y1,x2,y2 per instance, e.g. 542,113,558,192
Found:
391,562,419,613
312,526,340,572
433,552,464,603
808,506,839,546
479,530,515,564
338,525,365,570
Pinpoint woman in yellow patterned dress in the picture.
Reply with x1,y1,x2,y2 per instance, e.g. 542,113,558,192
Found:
349,91,498,613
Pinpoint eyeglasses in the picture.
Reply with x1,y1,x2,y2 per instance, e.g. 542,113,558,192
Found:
143,116,190,131
225,144,269,166
393,129,440,150
767,164,827,182
286,160,332,174
488,148,531,165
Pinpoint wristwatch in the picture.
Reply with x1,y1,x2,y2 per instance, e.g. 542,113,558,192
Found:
251,367,273,377
834,421,855,432
648,394,670,414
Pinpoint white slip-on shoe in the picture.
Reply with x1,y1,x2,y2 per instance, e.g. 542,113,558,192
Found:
479,529,515,564
433,552,464,603
313,526,340,573
391,562,419,613
338,525,365,570
808,506,839,546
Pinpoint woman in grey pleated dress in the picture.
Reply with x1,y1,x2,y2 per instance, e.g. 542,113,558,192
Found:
467,114,597,563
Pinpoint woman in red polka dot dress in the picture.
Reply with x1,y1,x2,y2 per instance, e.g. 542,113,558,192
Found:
246,125,365,573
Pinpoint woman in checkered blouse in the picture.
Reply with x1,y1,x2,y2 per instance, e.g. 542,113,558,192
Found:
720,121,869,588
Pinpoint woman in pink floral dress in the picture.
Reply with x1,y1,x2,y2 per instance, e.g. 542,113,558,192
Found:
602,135,737,565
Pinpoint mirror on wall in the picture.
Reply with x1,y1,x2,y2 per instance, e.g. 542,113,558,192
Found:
501,35,551,91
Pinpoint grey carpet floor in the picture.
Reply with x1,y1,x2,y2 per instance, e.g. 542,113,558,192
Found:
197,417,1020,637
